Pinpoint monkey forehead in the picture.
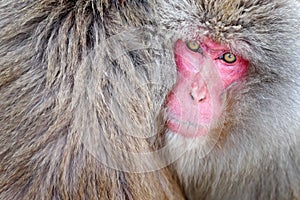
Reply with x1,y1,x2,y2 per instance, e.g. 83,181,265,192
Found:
160,0,294,53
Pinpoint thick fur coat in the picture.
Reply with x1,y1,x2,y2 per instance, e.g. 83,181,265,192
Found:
1,0,300,199
0,0,183,199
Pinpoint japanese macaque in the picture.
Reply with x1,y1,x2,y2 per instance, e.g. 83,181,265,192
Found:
0,0,185,199
159,0,300,199
2,0,300,199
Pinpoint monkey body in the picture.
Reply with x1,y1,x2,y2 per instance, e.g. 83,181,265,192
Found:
0,1,183,199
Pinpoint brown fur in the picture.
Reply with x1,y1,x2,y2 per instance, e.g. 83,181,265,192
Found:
0,1,184,199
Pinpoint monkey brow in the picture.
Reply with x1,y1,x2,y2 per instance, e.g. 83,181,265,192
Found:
203,45,228,57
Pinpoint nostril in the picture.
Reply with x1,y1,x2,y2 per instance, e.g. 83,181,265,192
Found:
190,92,206,102
190,85,207,103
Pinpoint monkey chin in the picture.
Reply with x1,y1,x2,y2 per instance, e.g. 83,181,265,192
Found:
163,104,227,162
165,97,225,138
163,128,216,177
164,120,226,181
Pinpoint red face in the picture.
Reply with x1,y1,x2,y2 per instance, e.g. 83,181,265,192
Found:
165,38,248,137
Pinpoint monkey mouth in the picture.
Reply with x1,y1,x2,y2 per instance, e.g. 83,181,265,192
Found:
166,115,209,138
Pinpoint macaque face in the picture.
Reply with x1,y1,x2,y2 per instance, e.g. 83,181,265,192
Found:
166,38,248,137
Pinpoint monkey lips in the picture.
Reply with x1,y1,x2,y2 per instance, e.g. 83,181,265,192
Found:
166,39,248,137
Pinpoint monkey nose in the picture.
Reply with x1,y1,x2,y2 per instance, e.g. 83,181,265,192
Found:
190,79,207,103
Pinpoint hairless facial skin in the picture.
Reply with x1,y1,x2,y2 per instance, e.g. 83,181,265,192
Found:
166,38,248,137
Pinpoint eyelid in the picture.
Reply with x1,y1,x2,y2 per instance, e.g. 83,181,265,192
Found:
209,49,229,59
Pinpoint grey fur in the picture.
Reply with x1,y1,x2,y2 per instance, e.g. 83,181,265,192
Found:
160,0,300,199
0,0,184,199
2,0,300,199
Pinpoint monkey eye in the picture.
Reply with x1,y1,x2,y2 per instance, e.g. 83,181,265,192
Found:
219,52,237,64
186,41,201,53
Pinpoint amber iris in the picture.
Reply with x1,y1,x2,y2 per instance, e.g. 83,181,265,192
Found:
186,41,201,52
220,52,237,63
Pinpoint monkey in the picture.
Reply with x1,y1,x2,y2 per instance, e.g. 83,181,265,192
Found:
157,0,300,199
0,0,185,199
2,0,300,199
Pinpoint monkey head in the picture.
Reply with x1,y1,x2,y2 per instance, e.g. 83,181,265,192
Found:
159,0,300,142
165,37,248,137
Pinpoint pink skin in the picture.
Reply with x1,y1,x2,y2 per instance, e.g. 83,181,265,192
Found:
166,38,248,137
